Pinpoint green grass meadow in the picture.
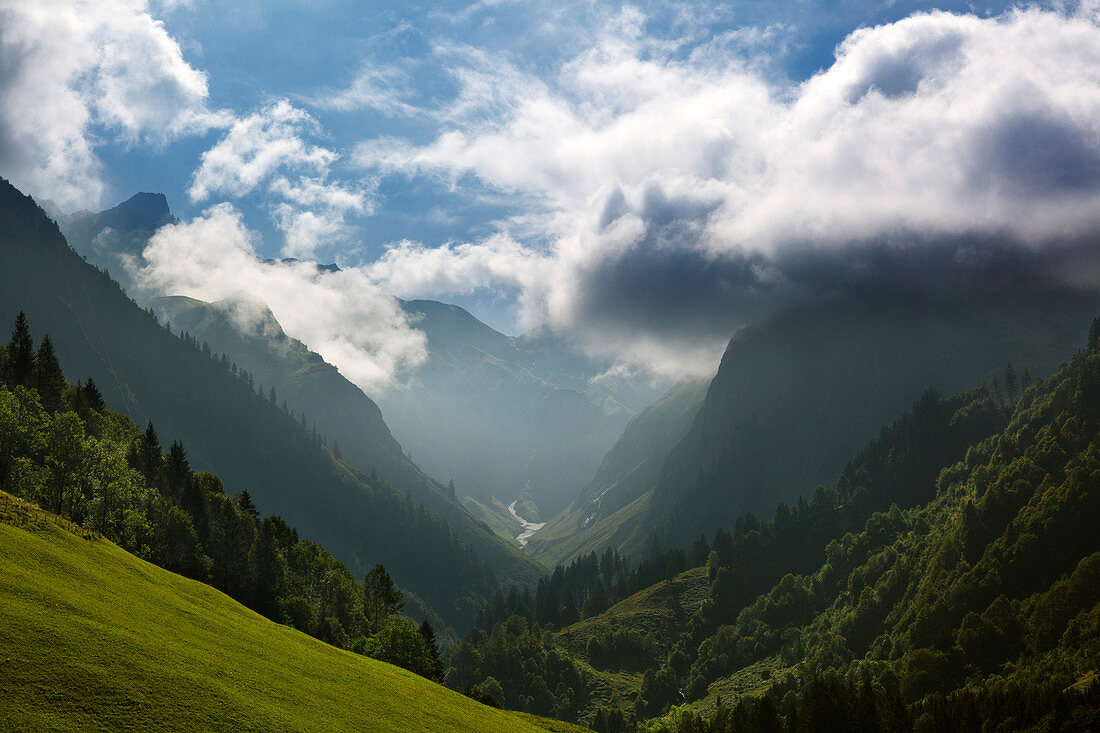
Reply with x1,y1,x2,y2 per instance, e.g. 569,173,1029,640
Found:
0,493,586,732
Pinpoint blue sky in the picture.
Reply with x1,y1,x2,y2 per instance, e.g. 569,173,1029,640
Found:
91,0,1017,253
4,0,1100,387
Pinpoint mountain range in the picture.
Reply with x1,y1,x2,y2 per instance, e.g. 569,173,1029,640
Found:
0,178,539,630
56,192,666,527
5,174,1100,730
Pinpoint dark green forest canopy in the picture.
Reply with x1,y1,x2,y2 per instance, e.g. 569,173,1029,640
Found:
452,321,1100,732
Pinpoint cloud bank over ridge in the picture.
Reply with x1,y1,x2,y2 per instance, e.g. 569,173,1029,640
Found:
352,6,1100,376
131,204,427,392
9,1,1100,386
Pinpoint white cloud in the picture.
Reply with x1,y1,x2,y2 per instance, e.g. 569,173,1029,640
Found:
306,65,420,117
130,204,427,391
189,101,334,200
364,234,549,298
190,100,372,257
0,0,227,209
356,6,1100,377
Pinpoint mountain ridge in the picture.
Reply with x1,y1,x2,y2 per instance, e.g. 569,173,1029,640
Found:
146,293,541,584
646,290,1100,550
0,177,529,629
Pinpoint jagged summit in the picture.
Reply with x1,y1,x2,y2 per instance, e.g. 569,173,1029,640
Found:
99,192,172,231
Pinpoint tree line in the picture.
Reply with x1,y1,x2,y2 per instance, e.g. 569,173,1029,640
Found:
0,311,443,682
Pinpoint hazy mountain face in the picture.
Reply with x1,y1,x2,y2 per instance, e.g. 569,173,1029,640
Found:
144,293,540,574
647,290,1100,550
55,192,175,294
60,194,666,523
524,378,709,567
375,299,668,518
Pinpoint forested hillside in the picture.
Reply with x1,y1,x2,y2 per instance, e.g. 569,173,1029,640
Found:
0,178,537,629
0,311,465,661
446,320,1100,731
636,318,1100,731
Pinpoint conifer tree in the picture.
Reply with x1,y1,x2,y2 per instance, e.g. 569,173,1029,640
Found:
165,441,191,500
6,311,34,387
237,490,260,519
364,564,404,633
418,619,445,681
182,475,210,544
560,589,580,626
80,378,105,411
132,422,164,488
34,335,66,412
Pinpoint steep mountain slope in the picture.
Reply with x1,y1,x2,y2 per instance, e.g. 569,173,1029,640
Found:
0,496,583,733
454,324,1100,730
377,299,667,516
148,294,543,576
527,380,708,567
649,291,1100,551
0,178,537,628
657,323,1100,731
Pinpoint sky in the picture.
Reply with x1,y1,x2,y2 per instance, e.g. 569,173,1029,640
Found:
4,0,1100,390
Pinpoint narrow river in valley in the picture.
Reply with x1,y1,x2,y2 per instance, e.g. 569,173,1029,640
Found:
507,500,545,548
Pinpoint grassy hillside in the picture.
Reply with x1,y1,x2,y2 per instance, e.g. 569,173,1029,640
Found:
0,491,583,733
529,492,654,570
548,567,714,712
462,494,523,544
557,566,711,659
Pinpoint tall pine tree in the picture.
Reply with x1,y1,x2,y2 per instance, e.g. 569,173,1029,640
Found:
5,311,34,387
132,422,164,489
418,619,444,681
34,335,66,412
